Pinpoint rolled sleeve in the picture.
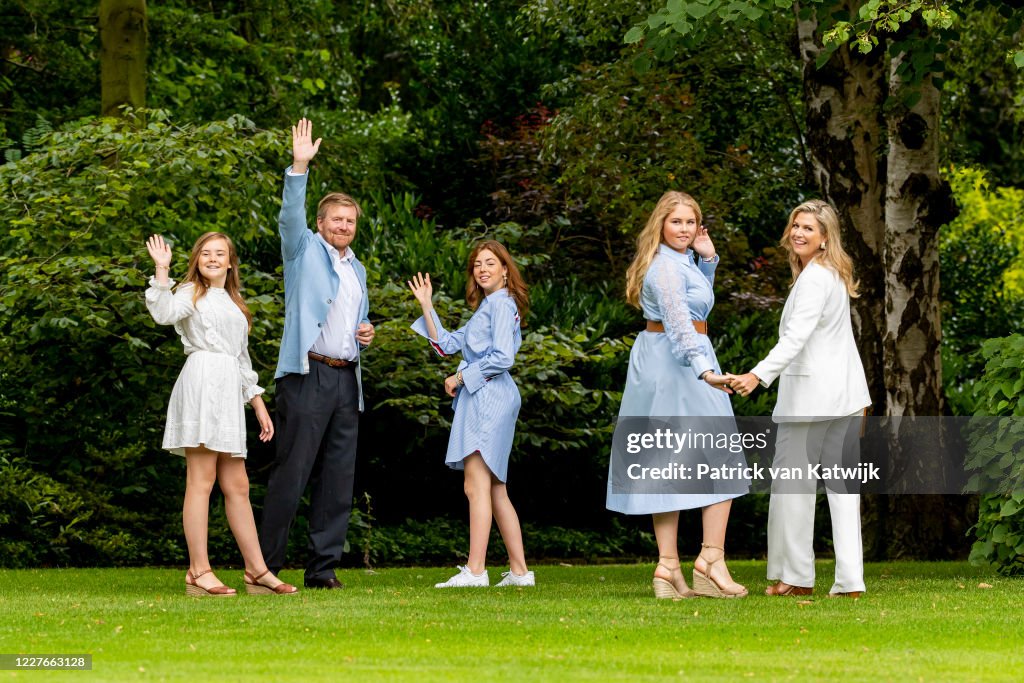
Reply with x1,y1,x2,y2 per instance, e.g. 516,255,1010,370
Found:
460,300,516,395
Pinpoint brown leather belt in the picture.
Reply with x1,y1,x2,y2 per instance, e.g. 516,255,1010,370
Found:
646,319,708,335
308,351,356,368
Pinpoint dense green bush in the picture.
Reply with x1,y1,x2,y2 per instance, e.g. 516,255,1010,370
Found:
350,279,630,528
0,3,824,568
940,167,1024,416
965,335,1024,575
0,113,350,565
346,512,658,568
0,111,642,567
0,113,290,566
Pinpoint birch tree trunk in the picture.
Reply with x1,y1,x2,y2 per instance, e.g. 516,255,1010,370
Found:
881,31,967,558
795,5,968,559
796,2,887,410
884,53,955,417
99,0,147,117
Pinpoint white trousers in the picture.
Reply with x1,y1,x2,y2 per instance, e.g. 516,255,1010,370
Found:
765,414,865,594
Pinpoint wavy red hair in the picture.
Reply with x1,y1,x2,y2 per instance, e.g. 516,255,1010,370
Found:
465,240,528,323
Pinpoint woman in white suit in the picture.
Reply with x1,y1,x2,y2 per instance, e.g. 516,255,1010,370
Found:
729,200,871,598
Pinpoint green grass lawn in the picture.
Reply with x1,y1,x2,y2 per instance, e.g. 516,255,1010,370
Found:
0,561,1020,682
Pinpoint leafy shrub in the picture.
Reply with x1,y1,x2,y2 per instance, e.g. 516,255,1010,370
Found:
353,279,630,524
940,167,1024,416
0,110,409,567
965,335,1024,575
712,310,782,417
348,510,656,567
358,191,471,294
529,279,636,340
0,104,793,567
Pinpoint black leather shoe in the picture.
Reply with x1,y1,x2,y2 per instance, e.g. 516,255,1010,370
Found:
304,577,345,590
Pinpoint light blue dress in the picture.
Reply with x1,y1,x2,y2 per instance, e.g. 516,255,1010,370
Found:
412,289,523,482
606,244,748,513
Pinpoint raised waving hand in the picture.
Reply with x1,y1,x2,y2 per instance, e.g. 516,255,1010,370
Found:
291,118,322,173
691,225,716,261
146,234,172,285
407,272,433,312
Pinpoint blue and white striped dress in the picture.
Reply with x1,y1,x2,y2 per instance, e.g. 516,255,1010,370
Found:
412,288,523,482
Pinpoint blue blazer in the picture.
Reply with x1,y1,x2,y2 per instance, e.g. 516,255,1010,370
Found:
275,168,370,411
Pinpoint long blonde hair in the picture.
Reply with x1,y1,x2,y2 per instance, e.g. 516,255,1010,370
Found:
625,191,703,308
781,200,859,297
181,231,253,328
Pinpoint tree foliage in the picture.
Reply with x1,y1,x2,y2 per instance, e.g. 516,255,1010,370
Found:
964,334,1024,575
940,167,1024,415
627,1,1022,66
0,112,636,566
2,0,1022,565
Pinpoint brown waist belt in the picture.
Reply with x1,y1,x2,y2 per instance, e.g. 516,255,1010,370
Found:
308,351,357,368
646,319,707,335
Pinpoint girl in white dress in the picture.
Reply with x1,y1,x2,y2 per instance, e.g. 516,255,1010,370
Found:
145,232,297,597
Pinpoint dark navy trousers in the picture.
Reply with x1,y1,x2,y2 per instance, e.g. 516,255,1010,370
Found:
259,360,359,581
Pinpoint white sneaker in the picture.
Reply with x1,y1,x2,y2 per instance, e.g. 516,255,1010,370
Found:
434,565,489,588
495,569,535,587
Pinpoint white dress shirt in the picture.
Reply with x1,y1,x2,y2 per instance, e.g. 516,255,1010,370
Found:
310,234,362,361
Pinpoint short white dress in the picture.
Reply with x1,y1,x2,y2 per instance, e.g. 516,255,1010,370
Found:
145,279,263,458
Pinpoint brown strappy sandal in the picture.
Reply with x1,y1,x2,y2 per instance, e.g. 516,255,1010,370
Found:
244,569,299,595
765,581,814,597
185,569,237,597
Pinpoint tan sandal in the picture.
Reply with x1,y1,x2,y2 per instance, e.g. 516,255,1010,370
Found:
692,544,748,599
652,556,695,599
244,569,299,595
765,581,814,596
185,569,237,597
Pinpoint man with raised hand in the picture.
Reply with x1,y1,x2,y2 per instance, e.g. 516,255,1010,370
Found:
259,118,375,589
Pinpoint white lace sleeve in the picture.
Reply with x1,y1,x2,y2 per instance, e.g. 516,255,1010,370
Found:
650,260,713,377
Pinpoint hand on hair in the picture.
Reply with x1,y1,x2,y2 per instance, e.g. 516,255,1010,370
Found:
692,225,715,260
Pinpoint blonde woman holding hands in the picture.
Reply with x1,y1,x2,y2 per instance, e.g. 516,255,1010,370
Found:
729,200,871,598
607,191,748,600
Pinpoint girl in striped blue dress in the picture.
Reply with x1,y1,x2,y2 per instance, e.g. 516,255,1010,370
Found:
408,240,534,588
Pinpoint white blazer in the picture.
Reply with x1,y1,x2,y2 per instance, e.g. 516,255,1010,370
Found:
750,260,871,419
